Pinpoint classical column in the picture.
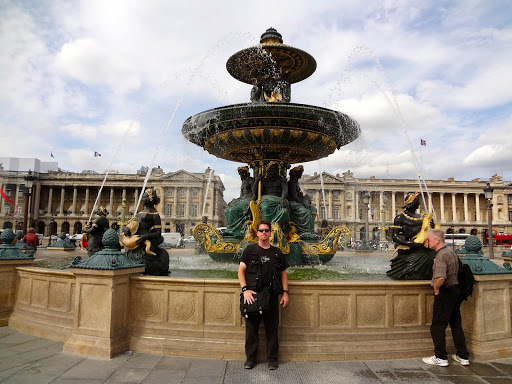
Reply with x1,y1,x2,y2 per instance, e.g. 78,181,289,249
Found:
33,182,41,220
72,187,77,215
440,193,445,222
379,192,384,220
14,184,20,215
48,187,53,216
452,193,457,222
134,188,139,213
464,193,469,222
84,188,89,216
391,191,396,218
109,188,114,217
59,187,65,217
173,188,178,216
198,187,203,218
475,193,481,222
186,188,190,217
316,190,321,216
328,190,333,220
354,191,359,221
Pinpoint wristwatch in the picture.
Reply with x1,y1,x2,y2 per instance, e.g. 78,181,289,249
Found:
283,289,289,293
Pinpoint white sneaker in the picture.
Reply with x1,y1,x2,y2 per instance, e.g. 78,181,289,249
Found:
422,355,449,367
452,354,470,366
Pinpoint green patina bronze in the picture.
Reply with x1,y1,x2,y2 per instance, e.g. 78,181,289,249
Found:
72,229,143,270
15,230,35,256
461,235,512,274
49,232,76,249
0,228,34,260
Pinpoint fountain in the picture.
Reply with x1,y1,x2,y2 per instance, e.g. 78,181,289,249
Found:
183,28,359,265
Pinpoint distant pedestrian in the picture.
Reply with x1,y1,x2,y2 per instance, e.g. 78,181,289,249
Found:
422,229,469,367
22,227,39,251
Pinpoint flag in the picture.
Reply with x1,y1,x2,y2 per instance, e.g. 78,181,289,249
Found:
420,139,427,146
0,188,14,205
94,152,102,157
50,152,54,158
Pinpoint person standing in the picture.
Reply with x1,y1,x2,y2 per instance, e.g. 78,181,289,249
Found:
423,229,470,367
238,220,289,370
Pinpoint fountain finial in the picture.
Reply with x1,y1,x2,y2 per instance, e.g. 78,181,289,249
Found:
260,28,283,44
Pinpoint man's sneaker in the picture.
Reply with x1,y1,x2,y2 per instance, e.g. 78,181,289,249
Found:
452,354,470,366
422,355,449,367
244,360,255,369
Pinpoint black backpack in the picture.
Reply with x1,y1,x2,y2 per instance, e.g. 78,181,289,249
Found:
458,259,474,301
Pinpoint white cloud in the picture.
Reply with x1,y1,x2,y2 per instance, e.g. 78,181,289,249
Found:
54,38,141,94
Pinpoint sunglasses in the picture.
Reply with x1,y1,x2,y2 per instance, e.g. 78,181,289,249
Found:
258,229,271,233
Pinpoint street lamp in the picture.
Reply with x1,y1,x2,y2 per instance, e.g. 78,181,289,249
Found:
48,216,55,246
22,170,35,235
483,182,494,259
358,192,371,250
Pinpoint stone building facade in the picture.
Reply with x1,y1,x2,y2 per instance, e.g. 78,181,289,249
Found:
300,170,512,243
0,166,226,237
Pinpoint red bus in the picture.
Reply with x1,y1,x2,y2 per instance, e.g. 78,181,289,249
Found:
486,232,512,246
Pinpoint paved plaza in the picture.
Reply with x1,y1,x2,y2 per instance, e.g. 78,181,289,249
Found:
1,326,512,383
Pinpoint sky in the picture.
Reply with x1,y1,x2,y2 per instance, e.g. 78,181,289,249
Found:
1,0,511,202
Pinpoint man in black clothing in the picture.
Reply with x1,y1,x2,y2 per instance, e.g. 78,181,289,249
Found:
238,220,289,370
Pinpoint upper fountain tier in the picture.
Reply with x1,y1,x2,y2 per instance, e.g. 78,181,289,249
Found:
182,28,360,166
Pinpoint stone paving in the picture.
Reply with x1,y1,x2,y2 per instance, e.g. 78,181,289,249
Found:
1,327,512,383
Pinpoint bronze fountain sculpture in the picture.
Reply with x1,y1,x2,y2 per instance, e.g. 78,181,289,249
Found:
183,28,359,265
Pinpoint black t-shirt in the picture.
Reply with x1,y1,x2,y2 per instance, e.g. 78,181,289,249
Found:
240,243,289,291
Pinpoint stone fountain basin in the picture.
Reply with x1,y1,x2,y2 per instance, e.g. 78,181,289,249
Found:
182,103,360,163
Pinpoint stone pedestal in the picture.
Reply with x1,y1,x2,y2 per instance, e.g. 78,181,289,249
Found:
462,274,512,360
0,259,34,326
63,266,144,358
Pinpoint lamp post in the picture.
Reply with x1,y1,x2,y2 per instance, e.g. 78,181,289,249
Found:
358,192,371,250
484,182,494,259
48,216,55,247
22,170,35,235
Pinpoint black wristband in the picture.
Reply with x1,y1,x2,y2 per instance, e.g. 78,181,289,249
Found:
283,289,289,293
242,286,247,292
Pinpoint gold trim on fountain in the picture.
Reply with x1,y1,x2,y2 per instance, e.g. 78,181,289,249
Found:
303,226,351,255
193,223,241,254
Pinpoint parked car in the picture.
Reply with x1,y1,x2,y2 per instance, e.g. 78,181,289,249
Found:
161,232,183,248
183,235,196,243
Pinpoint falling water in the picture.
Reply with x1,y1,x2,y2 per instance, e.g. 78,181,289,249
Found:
318,166,328,218
329,45,437,222
86,32,255,221
201,158,217,218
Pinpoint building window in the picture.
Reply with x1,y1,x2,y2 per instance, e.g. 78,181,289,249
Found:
166,204,173,216
192,204,198,217
5,189,11,197
508,195,512,204
333,191,339,200
179,188,186,197
167,189,173,197
333,207,339,220
4,204,10,215
179,204,185,217
509,211,512,222
320,207,326,219
192,189,198,197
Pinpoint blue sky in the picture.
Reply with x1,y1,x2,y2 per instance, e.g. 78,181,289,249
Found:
1,0,511,201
